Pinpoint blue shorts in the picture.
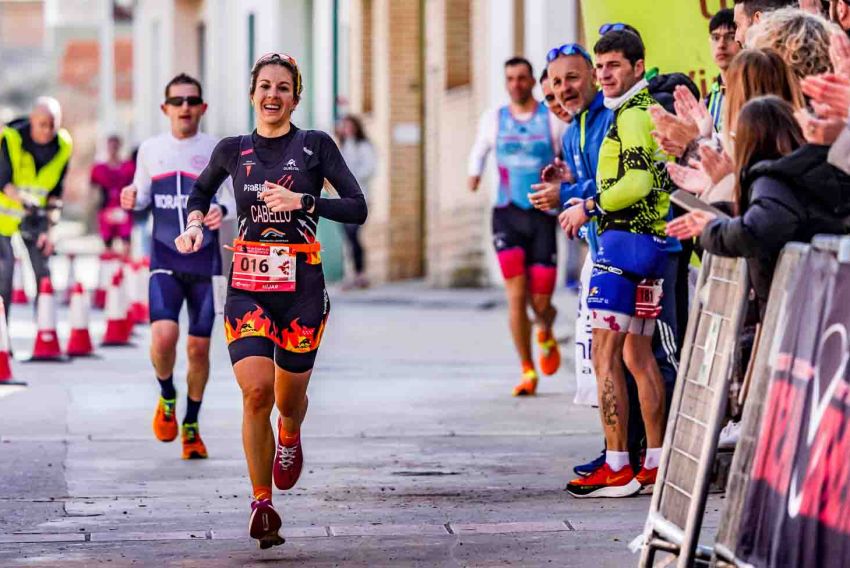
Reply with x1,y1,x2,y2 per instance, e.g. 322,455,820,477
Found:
149,270,215,338
587,231,668,329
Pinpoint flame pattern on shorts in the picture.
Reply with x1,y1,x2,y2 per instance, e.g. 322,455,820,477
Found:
224,306,327,353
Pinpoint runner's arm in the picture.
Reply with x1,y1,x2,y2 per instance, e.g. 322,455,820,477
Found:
596,108,655,212
315,132,367,225
186,138,237,217
467,109,497,177
131,142,153,210
550,113,566,159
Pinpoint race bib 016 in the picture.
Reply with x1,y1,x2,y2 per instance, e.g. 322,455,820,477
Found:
231,243,296,292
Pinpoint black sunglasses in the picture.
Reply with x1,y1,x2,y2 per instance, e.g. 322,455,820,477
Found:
165,96,204,107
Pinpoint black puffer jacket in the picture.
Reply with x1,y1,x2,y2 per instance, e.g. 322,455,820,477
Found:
700,144,848,317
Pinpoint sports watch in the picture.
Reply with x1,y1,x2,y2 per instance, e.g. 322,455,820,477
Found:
300,193,316,211
582,197,599,218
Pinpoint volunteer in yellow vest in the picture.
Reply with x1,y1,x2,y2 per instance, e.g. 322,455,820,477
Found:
0,96,72,321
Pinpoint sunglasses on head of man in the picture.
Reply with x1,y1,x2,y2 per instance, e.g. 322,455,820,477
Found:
545,43,592,64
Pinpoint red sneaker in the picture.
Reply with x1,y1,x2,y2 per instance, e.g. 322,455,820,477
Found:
248,498,285,549
565,463,641,498
635,467,657,494
273,417,304,490
512,369,539,396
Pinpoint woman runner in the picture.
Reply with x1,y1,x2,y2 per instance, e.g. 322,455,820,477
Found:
174,53,367,549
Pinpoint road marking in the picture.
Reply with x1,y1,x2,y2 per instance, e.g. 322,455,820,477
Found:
0,519,577,544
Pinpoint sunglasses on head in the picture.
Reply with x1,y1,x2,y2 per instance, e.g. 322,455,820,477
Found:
165,96,204,107
546,43,592,64
254,52,299,69
599,22,627,35
252,52,303,94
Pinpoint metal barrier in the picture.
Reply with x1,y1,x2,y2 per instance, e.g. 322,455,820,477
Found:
639,253,750,567
711,235,850,567
711,244,808,566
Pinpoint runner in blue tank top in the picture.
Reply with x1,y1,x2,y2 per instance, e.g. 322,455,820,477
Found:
177,54,366,549
468,57,566,397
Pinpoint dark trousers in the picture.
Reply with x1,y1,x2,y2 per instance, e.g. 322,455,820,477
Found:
0,234,51,323
0,236,13,321
343,223,365,274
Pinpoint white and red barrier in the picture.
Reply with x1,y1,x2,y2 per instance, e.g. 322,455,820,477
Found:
0,298,21,384
93,251,120,310
61,253,77,306
11,258,28,305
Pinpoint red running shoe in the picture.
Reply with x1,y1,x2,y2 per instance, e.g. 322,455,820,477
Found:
635,466,657,495
248,498,285,549
565,463,641,498
273,417,304,490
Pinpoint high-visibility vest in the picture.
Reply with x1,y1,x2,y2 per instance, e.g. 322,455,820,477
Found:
0,126,72,237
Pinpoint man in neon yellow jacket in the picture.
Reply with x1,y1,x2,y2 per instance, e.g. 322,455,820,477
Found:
0,97,73,321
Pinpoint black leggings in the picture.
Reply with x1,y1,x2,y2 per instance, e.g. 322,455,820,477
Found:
343,224,364,274
225,261,330,373
0,236,13,321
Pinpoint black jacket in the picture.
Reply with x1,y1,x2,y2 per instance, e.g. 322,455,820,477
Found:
647,72,701,115
700,145,847,317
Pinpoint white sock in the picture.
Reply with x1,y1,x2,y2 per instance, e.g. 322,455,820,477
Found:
605,450,630,472
644,448,662,470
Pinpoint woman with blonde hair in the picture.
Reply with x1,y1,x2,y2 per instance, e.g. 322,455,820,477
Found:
747,6,835,79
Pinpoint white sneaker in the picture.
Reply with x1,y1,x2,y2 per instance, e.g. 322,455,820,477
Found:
718,420,742,449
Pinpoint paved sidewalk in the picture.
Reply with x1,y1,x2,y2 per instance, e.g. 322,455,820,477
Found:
0,284,720,566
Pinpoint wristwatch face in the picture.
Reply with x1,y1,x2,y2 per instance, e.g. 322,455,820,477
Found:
302,194,315,210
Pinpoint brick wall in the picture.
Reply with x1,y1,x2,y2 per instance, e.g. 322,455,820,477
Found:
0,1,44,49
424,0,493,287
350,0,424,283
349,0,523,287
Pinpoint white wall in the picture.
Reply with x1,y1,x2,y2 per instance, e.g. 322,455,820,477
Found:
131,0,175,142
311,0,335,133
524,0,579,89
133,0,336,142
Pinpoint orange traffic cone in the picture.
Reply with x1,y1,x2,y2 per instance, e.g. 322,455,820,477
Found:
127,260,149,325
11,258,28,304
0,298,25,386
66,282,95,357
93,251,118,310
28,277,67,362
61,254,77,306
101,268,131,346
122,260,136,336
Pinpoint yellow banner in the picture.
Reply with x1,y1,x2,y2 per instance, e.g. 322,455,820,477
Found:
581,0,733,97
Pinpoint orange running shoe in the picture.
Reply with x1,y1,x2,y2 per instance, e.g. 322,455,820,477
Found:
181,422,208,459
635,467,657,494
565,463,641,498
537,330,561,376
152,396,178,442
512,369,539,396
